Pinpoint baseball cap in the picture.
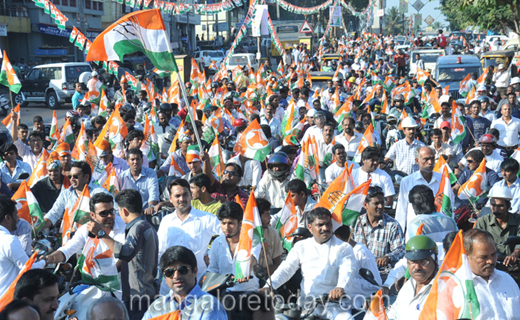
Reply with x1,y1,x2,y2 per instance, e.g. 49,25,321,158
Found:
440,121,451,129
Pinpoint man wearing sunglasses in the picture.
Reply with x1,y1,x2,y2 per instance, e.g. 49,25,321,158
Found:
387,235,438,319
143,246,227,319
205,160,249,209
157,178,221,295
42,161,113,231
42,193,126,281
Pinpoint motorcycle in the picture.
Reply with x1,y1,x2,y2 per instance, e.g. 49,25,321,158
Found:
0,94,9,117
55,282,110,320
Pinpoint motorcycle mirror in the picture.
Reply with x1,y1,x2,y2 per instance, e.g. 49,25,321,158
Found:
359,268,380,287
500,236,520,246
15,172,29,180
253,264,267,281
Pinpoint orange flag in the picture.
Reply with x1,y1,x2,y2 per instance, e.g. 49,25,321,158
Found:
458,159,487,202
0,252,38,310
415,222,425,235
149,310,181,320
316,165,355,210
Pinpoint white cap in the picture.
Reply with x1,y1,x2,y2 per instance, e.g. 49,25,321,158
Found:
307,109,316,117
511,77,520,85
488,185,512,200
332,77,340,82
401,117,418,128
91,71,98,77
498,63,505,69
477,85,487,92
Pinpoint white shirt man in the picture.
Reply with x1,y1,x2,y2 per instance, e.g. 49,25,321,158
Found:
351,167,395,197
473,269,520,319
334,133,362,159
345,243,382,309
157,206,220,294
386,276,433,319
271,196,317,228
492,68,511,88
491,116,520,147
260,116,281,137
0,224,45,294
325,161,359,184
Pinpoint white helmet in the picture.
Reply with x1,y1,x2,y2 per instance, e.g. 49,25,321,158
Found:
401,117,418,128
488,185,512,200
511,77,520,86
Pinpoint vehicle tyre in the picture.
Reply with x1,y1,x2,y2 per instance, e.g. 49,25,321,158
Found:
46,91,60,109
13,93,28,108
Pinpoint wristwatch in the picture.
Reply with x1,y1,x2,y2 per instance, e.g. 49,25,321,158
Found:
97,230,107,238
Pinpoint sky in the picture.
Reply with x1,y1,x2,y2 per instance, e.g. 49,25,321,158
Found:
385,0,449,30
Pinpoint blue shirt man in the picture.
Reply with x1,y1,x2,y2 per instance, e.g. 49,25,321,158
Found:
72,82,84,110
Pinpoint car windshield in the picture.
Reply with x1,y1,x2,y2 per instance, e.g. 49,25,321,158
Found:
312,80,331,91
66,66,91,81
208,52,223,58
437,67,480,81
483,57,506,68
228,56,249,66
412,53,443,63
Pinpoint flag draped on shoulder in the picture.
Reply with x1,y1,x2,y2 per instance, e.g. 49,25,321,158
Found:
236,193,263,280
419,230,480,320
86,9,177,71
274,191,298,251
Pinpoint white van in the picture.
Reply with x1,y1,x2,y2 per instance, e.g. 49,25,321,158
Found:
226,53,259,72
409,49,445,76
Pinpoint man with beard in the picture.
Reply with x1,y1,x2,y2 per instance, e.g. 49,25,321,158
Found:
256,152,294,209
463,229,520,317
42,161,112,231
334,117,361,159
31,159,65,213
387,235,439,319
14,270,59,320
208,202,274,320
42,193,126,277
301,111,326,144
325,144,359,184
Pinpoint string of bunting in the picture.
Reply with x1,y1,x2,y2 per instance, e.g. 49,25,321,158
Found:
273,0,335,15
221,0,257,67
266,12,285,55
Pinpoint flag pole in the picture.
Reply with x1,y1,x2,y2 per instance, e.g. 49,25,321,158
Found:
260,240,274,298
177,72,204,153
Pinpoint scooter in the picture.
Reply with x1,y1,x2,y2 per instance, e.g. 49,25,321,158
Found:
54,282,109,320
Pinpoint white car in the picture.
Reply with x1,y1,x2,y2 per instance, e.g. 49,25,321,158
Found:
193,50,225,71
226,53,259,72
409,49,446,76
484,35,508,45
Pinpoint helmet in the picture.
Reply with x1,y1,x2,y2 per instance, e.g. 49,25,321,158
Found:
386,114,397,123
355,121,364,132
233,118,248,128
489,85,497,94
479,133,496,144
478,96,490,103
405,235,438,261
211,82,219,89
401,117,418,128
345,72,353,79
268,152,291,181
488,185,513,200
511,77,520,86
0,129,13,155
328,87,335,94
394,94,404,102
121,103,136,113
66,110,80,119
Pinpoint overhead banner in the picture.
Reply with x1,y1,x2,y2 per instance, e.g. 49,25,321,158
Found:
399,0,408,13
330,5,342,27
252,4,269,37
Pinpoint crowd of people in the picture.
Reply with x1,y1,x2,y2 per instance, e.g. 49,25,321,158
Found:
1,29,520,320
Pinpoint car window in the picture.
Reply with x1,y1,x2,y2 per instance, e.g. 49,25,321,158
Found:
412,53,443,63
437,67,481,81
65,66,91,81
39,67,62,80
208,52,223,58
228,56,249,66
27,69,40,81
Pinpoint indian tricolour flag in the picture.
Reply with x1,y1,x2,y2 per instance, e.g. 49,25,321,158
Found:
451,101,466,145
458,159,487,202
236,119,271,162
11,180,45,233
235,193,264,280
416,68,430,85
49,110,60,146
1,103,20,131
295,138,319,189
86,9,178,71
77,237,121,292
331,180,371,227
419,230,480,320
0,51,22,94
433,155,458,185
435,166,455,218
70,186,91,225
275,191,298,251
168,156,185,178
208,136,225,178
458,73,472,98
58,119,75,146
102,166,120,196
364,289,387,320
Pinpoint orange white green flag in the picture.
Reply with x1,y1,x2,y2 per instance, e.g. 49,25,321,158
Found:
168,156,185,178
419,230,480,320
364,289,387,320
458,73,472,97
208,136,225,178
435,165,455,218
353,123,377,162
27,150,51,187
0,252,38,310
235,192,264,280
416,68,430,86
71,121,88,161
458,159,487,202
433,155,458,184
295,138,319,189
49,110,60,145
58,119,75,146
451,101,466,145
331,180,371,227
0,51,22,94
11,180,45,233
1,103,20,131
70,185,91,225
235,119,271,162
77,236,120,292
316,165,355,210
102,166,120,196
86,9,177,71
274,191,298,251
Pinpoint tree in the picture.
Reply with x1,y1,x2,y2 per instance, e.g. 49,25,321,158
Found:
431,21,443,30
440,0,514,34
385,7,404,35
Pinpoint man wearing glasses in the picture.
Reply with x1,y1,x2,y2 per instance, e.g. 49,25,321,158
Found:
387,235,438,319
41,161,112,231
143,246,227,319
42,192,125,284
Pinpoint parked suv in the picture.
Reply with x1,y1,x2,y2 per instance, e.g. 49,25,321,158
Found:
14,62,92,109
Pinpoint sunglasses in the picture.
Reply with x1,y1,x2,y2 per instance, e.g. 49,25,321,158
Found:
466,159,474,164
163,266,190,278
67,174,83,180
223,170,238,177
97,208,115,218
